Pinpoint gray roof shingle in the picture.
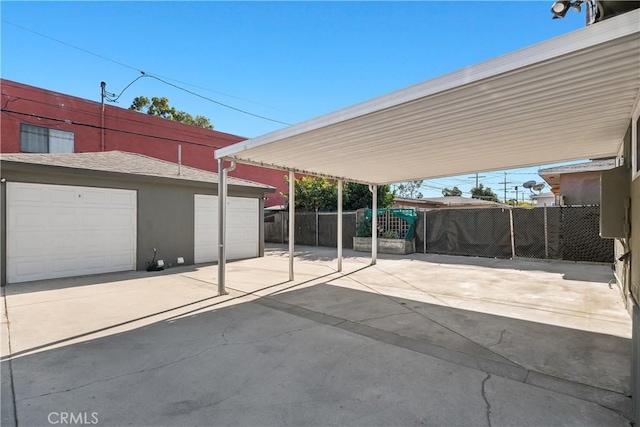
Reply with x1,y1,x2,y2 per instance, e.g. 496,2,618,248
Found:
0,151,274,190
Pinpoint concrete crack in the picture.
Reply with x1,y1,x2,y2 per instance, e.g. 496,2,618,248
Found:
487,329,506,348
221,317,234,344
481,373,492,427
355,312,409,323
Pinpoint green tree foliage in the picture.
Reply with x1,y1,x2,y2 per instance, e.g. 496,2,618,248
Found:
470,184,499,202
129,96,214,129
343,182,394,210
282,175,337,211
442,186,463,197
281,176,394,211
395,180,423,199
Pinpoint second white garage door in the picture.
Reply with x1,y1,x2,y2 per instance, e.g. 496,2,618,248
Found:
194,195,259,263
7,182,136,284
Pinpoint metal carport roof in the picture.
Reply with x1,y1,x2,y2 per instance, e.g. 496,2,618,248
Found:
216,10,640,184
213,10,640,296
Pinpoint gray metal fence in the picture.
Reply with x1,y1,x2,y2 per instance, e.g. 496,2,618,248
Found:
264,211,358,249
417,206,612,263
265,206,613,263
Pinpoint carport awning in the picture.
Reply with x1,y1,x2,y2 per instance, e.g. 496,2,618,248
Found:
216,10,640,184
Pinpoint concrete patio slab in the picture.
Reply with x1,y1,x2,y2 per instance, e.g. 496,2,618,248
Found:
1,244,633,426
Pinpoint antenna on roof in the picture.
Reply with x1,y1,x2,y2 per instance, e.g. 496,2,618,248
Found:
522,180,536,189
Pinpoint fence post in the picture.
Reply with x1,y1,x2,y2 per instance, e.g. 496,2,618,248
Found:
315,209,319,247
544,206,549,259
423,210,427,254
282,212,285,244
509,208,516,259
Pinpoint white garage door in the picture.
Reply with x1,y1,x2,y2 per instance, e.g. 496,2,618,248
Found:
194,195,259,263
7,182,136,284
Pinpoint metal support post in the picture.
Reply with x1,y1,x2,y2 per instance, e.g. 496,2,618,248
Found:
289,171,295,281
369,185,377,265
217,159,235,296
544,206,549,259
337,180,343,272
509,208,516,259
423,210,427,254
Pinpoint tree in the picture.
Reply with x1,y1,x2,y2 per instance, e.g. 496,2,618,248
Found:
282,175,337,211
280,176,394,211
442,186,462,197
129,96,214,129
470,184,499,202
395,180,423,199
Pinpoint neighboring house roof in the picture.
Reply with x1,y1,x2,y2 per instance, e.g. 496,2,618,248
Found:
0,151,275,191
538,159,616,176
538,158,616,190
394,196,509,208
530,192,556,199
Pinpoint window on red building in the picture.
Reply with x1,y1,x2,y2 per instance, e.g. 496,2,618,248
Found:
20,124,74,153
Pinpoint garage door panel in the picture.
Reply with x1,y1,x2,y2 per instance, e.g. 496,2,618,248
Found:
12,259,47,281
10,209,48,230
51,188,78,204
49,209,80,229
7,183,136,284
194,195,258,263
81,190,109,205
11,186,45,203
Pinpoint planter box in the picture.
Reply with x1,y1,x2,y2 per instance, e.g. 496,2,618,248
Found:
353,237,415,255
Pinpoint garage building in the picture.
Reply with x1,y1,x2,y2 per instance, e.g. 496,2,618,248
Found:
0,151,274,285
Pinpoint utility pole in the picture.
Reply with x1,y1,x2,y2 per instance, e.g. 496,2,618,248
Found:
100,81,106,152
467,172,486,188
498,172,513,203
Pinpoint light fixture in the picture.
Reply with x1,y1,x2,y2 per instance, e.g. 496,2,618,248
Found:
551,1,571,18
551,0,585,19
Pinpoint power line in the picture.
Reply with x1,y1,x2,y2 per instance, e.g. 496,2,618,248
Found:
2,19,292,125
142,74,292,125
1,108,224,150
2,93,244,142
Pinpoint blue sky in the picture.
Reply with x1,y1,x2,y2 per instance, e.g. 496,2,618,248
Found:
1,1,588,200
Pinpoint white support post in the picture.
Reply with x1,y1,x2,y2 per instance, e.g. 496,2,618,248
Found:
217,159,228,296
337,180,343,272
370,185,377,265
509,208,516,259
289,171,295,281
423,210,427,254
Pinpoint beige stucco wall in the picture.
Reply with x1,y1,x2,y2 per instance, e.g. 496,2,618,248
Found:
631,177,639,303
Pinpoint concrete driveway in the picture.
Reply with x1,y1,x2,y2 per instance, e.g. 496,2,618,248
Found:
1,245,633,426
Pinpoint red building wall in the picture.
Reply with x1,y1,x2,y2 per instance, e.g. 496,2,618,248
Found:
0,79,287,206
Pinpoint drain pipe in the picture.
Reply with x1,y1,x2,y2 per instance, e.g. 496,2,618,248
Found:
369,185,377,265
217,158,236,296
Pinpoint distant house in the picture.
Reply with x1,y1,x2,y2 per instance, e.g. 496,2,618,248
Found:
538,159,616,206
530,192,557,207
393,196,509,209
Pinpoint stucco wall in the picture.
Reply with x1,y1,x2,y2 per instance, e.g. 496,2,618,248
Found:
631,176,640,303
560,171,602,206
0,164,265,285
